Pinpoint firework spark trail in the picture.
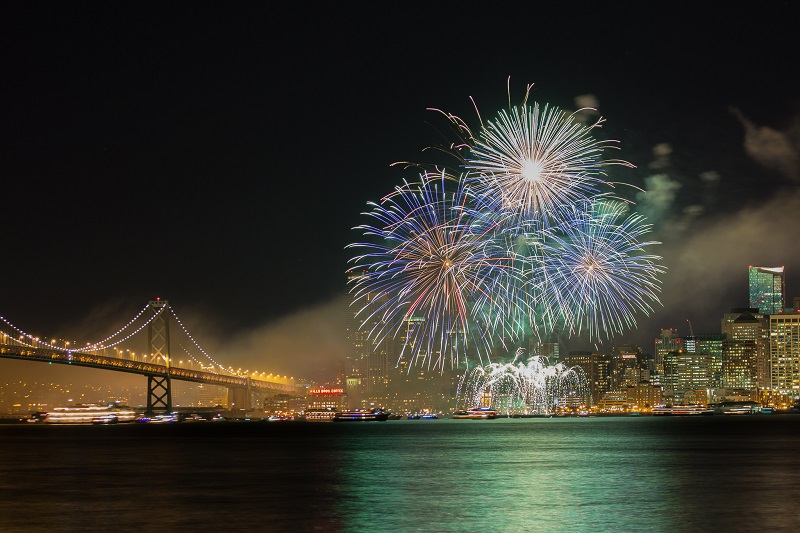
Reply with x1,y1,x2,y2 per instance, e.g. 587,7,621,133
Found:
347,172,519,371
537,200,665,341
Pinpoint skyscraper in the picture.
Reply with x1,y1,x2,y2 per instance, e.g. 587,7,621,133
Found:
748,266,785,315
721,309,766,395
345,271,395,409
654,328,680,382
768,311,800,395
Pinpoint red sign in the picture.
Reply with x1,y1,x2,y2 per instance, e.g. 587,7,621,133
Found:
309,387,345,396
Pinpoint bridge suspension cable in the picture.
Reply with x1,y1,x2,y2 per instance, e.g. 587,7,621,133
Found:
1,301,297,384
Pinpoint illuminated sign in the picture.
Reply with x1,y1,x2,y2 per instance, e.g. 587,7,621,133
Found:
309,387,345,396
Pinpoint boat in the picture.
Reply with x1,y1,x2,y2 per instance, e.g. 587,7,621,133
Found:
652,405,714,416
452,407,498,419
708,401,758,415
44,403,139,424
146,413,178,423
332,408,390,422
303,408,338,422
723,406,753,415
408,413,439,420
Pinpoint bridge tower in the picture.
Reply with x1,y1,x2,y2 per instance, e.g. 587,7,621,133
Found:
228,377,252,412
146,299,172,414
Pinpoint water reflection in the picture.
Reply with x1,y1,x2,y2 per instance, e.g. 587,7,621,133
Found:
0,417,798,531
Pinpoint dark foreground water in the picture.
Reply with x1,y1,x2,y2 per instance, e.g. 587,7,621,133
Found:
1,416,799,533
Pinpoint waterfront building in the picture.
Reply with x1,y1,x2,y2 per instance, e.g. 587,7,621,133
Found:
345,271,395,409
196,384,227,408
683,389,711,406
768,311,800,396
596,390,629,412
390,357,454,414
596,352,612,398
562,351,596,406
306,386,347,411
748,265,785,315
625,382,662,410
663,348,712,401
721,309,767,397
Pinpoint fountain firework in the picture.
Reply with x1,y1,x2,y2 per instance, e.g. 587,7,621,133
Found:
457,349,590,415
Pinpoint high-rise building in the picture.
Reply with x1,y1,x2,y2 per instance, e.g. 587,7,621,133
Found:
561,351,596,406
768,312,800,395
663,348,712,400
748,266,785,315
721,308,767,396
654,328,680,384
611,345,643,390
685,333,725,390
345,271,395,409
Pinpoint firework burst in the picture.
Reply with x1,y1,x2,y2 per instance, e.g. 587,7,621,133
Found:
349,82,665,372
347,172,521,371
465,102,633,231
536,199,665,340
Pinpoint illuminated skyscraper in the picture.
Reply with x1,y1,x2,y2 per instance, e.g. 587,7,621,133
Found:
663,348,712,399
721,309,767,395
684,333,725,391
748,266,785,315
768,312,800,395
561,351,597,406
654,328,680,383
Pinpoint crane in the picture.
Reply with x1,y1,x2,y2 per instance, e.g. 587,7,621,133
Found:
686,319,694,337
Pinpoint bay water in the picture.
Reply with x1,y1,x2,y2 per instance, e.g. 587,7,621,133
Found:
1,416,798,532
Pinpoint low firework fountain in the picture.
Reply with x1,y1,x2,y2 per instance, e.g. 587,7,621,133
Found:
456,349,589,415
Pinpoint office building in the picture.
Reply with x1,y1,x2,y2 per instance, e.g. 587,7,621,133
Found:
654,328,680,385
611,345,644,389
721,309,767,396
768,311,800,395
748,266,785,315
561,351,596,406
663,348,712,400
345,271,395,409
684,333,725,390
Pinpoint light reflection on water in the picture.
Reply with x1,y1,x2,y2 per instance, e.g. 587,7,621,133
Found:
1,417,798,532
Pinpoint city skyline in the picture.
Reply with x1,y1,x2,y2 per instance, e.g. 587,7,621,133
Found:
2,4,800,385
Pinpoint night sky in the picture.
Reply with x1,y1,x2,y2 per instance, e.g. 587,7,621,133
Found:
2,3,799,384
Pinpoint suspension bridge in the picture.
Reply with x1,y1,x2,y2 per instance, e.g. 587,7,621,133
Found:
0,299,306,414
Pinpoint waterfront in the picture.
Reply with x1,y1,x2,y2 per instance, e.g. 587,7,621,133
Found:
1,416,798,532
